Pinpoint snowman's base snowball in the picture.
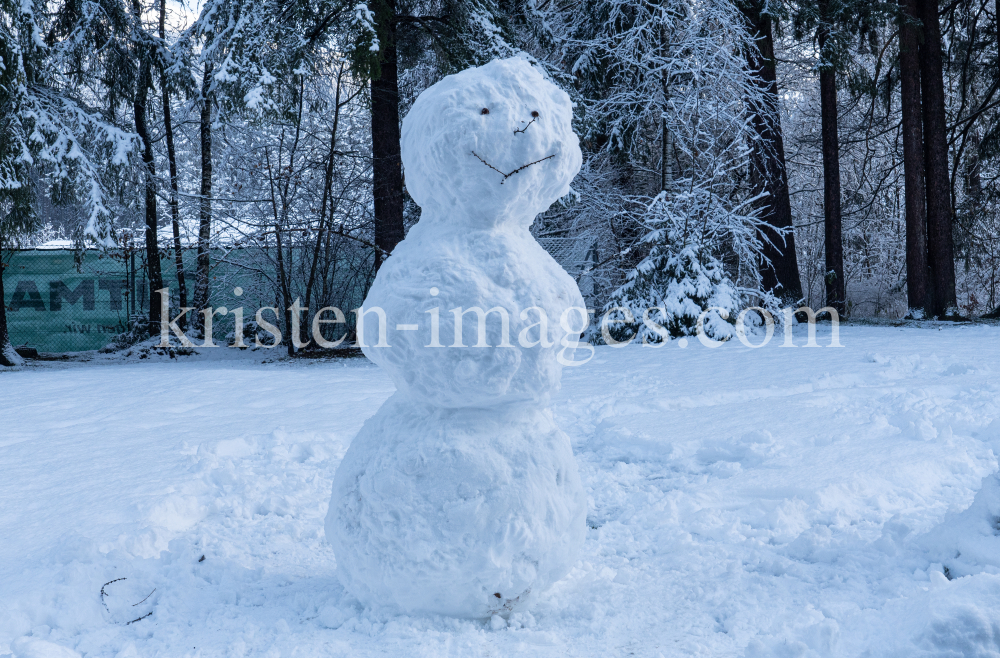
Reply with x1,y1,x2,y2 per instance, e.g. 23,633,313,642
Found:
326,392,587,618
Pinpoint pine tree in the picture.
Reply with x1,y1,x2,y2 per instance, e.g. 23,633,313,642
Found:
1,0,129,364
917,0,957,316
897,0,928,315
740,0,804,303
817,0,846,315
540,0,782,323
159,0,188,329
604,191,743,344
129,0,165,335
789,0,885,316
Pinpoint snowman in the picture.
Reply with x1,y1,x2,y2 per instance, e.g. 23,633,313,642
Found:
325,56,588,619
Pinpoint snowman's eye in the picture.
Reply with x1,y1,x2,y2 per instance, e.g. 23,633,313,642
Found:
531,111,539,118
481,108,490,115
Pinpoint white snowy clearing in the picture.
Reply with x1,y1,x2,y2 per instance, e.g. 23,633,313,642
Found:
3,323,1000,657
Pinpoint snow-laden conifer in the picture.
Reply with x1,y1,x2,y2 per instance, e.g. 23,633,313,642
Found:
603,190,744,343
535,0,786,335
1,0,135,364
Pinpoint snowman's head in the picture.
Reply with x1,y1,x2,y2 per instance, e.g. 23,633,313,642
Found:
401,57,582,228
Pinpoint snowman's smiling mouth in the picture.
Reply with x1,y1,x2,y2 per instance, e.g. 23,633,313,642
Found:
471,151,556,184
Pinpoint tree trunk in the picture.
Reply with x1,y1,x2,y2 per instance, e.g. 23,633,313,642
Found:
275,223,295,357
371,1,405,270
818,5,846,315
160,0,187,328
899,0,929,313
661,118,671,193
280,77,307,355
133,47,164,336
740,0,804,302
660,19,672,193
193,64,213,335
262,142,294,356
306,64,344,314
918,0,957,316
0,248,25,367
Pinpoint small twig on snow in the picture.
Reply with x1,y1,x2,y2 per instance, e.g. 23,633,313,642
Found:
100,577,156,625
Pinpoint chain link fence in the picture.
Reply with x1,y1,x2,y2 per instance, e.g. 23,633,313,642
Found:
4,246,372,352
5,237,598,353
5,248,139,352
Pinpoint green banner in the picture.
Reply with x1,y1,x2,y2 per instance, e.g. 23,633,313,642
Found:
5,250,138,352
4,249,274,352
4,247,370,352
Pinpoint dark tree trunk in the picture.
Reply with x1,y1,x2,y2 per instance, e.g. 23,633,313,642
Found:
740,0,803,302
0,252,6,349
193,64,213,334
262,139,295,356
899,0,929,313
133,48,164,336
280,77,307,356
274,221,294,357
160,0,187,328
306,64,344,313
660,21,672,193
371,0,405,270
818,5,846,315
918,0,957,315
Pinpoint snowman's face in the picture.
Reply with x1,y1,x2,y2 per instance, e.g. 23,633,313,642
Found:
401,58,582,227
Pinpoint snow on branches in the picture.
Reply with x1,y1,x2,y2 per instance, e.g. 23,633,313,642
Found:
533,0,782,334
1,0,135,245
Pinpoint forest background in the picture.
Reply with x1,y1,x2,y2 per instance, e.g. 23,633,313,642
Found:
2,0,999,364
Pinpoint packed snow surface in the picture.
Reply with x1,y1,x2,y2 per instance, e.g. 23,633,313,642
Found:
328,55,588,618
3,324,1000,656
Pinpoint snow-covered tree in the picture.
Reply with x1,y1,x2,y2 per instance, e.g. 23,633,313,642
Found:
532,0,781,337
602,190,749,343
1,0,133,364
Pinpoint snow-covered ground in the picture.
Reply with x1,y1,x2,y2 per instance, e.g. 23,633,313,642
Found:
3,324,1000,657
